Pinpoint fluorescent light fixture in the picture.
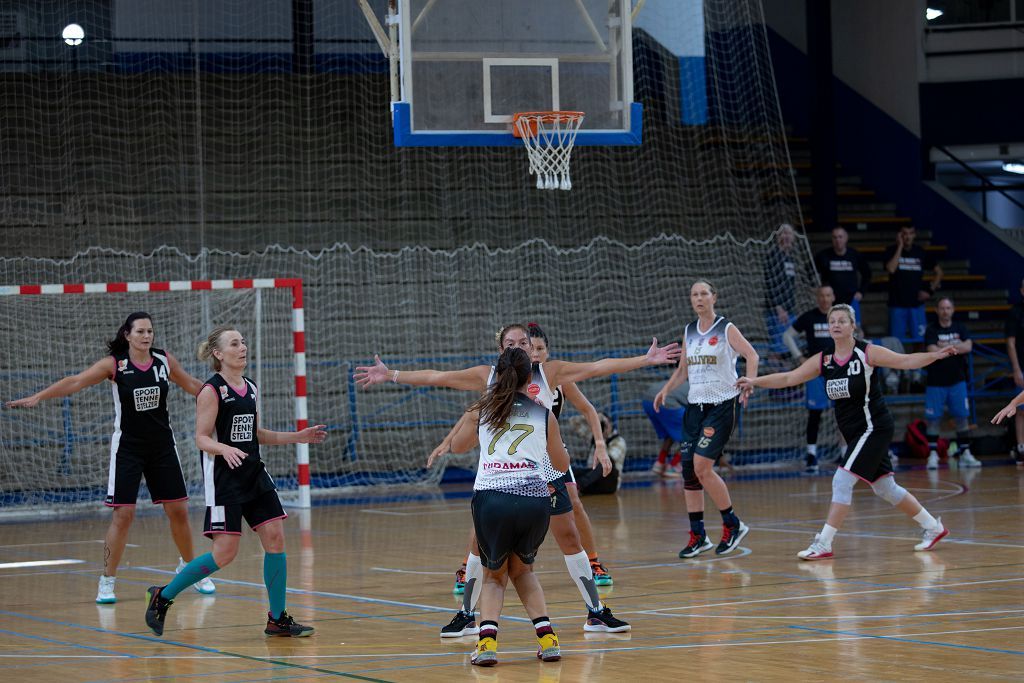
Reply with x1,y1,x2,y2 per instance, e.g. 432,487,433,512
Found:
1003,162,1024,175
62,23,84,46
926,8,944,20
0,559,85,569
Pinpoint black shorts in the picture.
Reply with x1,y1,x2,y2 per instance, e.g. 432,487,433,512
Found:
681,397,738,463
840,425,895,483
471,490,551,571
204,489,287,537
547,468,576,516
105,443,188,506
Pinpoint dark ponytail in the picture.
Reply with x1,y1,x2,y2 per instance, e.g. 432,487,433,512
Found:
527,321,549,346
107,312,152,355
469,347,533,430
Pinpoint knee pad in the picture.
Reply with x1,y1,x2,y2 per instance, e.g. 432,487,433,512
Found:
682,459,702,491
831,468,857,505
870,475,907,506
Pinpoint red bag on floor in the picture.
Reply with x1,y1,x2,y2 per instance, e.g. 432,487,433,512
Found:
904,418,948,459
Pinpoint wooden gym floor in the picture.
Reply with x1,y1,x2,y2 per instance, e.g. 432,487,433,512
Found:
0,463,1021,682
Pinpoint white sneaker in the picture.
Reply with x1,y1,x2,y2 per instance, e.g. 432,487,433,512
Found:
958,451,982,468
651,461,666,476
96,575,116,604
914,518,949,551
797,534,834,561
177,557,216,595
926,452,939,470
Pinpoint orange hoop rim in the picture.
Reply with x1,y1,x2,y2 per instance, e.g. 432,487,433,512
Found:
512,110,585,139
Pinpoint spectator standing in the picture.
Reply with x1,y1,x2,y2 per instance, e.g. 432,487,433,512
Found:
884,226,943,342
814,226,871,324
1004,277,1024,464
923,297,981,469
764,223,800,356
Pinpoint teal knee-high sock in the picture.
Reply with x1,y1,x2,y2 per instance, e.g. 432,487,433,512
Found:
162,553,219,600
264,552,287,619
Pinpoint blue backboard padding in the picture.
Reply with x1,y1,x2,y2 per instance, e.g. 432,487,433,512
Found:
392,102,643,147
679,56,708,125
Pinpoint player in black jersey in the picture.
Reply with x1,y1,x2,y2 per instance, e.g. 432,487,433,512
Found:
783,285,836,473
738,304,955,560
6,311,213,604
144,326,326,638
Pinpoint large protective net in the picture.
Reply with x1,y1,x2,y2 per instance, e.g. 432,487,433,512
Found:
0,1,827,509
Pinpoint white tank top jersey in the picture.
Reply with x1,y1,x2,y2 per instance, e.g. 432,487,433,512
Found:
487,364,563,482
685,316,741,404
473,393,551,497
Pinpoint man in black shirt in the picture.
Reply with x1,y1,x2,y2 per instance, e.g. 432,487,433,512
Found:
814,227,871,325
884,226,943,342
1004,278,1024,463
783,286,836,473
924,297,980,469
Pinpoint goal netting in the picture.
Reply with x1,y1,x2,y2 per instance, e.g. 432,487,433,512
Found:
0,0,833,506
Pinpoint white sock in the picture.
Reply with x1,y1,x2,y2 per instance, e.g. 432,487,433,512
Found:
913,509,940,531
819,523,837,545
806,444,818,456
462,553,483,613
563,551,602,612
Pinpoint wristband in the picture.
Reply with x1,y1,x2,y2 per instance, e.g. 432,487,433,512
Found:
391,369,400,383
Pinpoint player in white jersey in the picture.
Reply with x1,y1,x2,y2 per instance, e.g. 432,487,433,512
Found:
6,312,215,603
357,324,676,635
655,280,760,558
738,304,954,560
444,346,570,666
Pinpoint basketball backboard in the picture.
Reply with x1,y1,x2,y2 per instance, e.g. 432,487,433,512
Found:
388,0,642,147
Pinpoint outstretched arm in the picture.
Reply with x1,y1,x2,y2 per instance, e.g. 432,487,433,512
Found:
167,351,204,396
427,410,475,466
6,357,114,408
354,355,490,392
654,353,688,412
867,343,955,371
450,411,481,454
257,424,328,446
728,324,760,405
562,382,611,475
737,353,822,392
992,390,1024,425
543,338,681,387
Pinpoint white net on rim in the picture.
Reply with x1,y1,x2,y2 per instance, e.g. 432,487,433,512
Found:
514,111,585,191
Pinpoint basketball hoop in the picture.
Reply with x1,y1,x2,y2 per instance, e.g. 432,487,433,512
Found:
513,111,584,191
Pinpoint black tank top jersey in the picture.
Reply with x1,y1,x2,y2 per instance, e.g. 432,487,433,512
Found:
111,348,175,450
821,339,894,442
202,374,275,505
530,362,564,419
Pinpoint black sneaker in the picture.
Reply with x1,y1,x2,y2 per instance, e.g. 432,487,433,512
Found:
440,610,479,638
679,531,713,558
145,586,173,636
715,521,750,555
583,606,631,633
805,453,819,474
265,610,315,637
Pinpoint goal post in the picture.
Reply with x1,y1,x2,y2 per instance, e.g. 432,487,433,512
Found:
0,277,312,510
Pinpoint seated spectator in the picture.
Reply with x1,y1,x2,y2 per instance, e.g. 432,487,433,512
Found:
884,226,942,342
569,412,626,494
641,380,689,477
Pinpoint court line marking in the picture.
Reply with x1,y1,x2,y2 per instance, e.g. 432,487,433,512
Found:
0,626,139,658
0,540,139,549
0,559,85,570
3,625,1022,663
631,576,1024,615
360,508,465,516
788,624,1024,656
751,525,1024,549
673,608,1024,620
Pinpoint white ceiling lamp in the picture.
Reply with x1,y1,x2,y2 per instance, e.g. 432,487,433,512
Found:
926,8,944,21
62,23,84,46
1002,162,1024,175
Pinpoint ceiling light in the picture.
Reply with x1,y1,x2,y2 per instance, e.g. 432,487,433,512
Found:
926,8,944,21
1002,162,1024,175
